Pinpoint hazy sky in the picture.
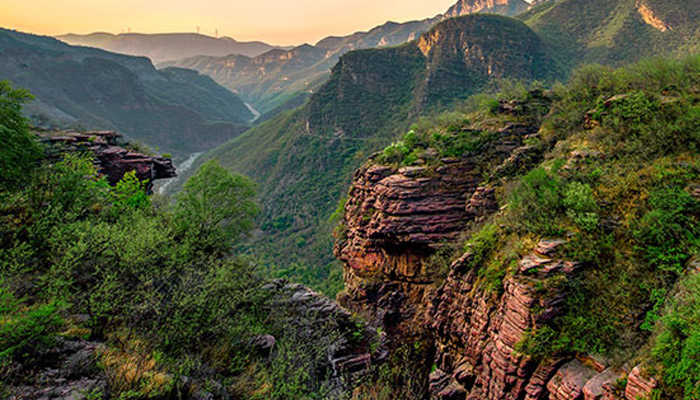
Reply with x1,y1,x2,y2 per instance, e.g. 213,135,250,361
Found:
1,0,461,45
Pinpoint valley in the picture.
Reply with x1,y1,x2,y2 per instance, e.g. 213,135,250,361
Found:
2,0,700,399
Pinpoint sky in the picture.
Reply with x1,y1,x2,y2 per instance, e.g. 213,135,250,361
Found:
0,0,462,46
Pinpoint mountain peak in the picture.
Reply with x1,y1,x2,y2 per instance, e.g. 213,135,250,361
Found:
445,0,530,17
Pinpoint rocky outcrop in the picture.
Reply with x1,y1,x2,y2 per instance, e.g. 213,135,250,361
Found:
445,0,530,18
262,279,387,390
6,337,107,400
428,239,586,400
335,113,548,398
38,130,176,192
625,365,658,400
547,360,597,400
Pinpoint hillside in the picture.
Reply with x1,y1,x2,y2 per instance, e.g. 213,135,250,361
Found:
57,32,285,64
519,0,700,67
200,14,559,294
0,29,254,158
337,53,700,400
162,0,538,114
445,0,530,17
199,0,700,294
0,90,382,399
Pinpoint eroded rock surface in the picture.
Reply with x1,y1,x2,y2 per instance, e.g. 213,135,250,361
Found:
335,115,544,398
38,130,176,191
428,240,586,400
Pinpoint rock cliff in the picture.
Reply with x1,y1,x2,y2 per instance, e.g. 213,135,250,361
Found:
335,95,550,398
38,130,176,192
335,92,664,400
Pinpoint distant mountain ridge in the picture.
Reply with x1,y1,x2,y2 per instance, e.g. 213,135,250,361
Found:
196,0,700,290
57,32,289,64
446,0,530,17
161,0,535,114
0,28,254,158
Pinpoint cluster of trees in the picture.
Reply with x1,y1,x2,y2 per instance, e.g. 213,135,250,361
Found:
0,80,265,397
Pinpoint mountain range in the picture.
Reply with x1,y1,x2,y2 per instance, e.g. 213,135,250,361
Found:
56,32,288,64
0,28,254,158
124,0,534,114
191,0,700,291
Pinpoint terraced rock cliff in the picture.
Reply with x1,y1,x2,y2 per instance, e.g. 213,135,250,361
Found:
335,54,700,398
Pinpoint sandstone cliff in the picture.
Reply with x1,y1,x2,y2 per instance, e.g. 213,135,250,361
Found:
335,89,671,399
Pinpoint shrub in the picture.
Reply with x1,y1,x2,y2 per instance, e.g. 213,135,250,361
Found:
112,171,150,216
563,182,599,232
464,224,501,269
173,160,259,256
652,273,700,400
379,140,411,165
0,81,41,188
0,283,62,363
634,187,700,275
508,167,564,236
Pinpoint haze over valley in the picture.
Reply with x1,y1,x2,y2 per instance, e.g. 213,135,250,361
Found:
2,0,700,399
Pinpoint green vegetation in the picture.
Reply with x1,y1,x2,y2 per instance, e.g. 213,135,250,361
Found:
0,81,41,187
652,273,700,400
508,166,565,236
0,82,366,398
452,55,700,398
518,0,700,68
0,285,62,362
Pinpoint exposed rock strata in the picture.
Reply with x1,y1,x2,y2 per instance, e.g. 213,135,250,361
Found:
38,130,176,191
336,117,543,398
624,365,658,400
428,240,586,400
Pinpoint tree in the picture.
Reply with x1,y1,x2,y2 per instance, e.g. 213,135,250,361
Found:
0,81,41,188
173,159,259,255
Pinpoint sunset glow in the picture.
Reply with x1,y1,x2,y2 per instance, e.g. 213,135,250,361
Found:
1,0,459,45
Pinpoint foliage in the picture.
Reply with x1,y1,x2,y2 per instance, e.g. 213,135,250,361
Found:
464,224,501,270
634,187,700,275
0,81,41,188
562,182,599,232
652,273,700,400
517,280,619,360
112,171,151,216
173,159,259,256
0,282,62,363
508,167,564,236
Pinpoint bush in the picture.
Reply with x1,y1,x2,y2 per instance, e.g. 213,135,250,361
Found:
634,187,700,275
508,167,564,236
112,171,150,216
0,81,41,188
0,283,62,363
652,273,700,400
464,224,500,269
563,182,599,232
173,160,259,256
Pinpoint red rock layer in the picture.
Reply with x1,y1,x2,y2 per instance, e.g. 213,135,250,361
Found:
428,240,588,400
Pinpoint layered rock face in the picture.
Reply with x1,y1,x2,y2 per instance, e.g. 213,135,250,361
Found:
336,160,485,395
335,110,544,397
428,239,589,400
39,130,176,191
335,92,665,399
